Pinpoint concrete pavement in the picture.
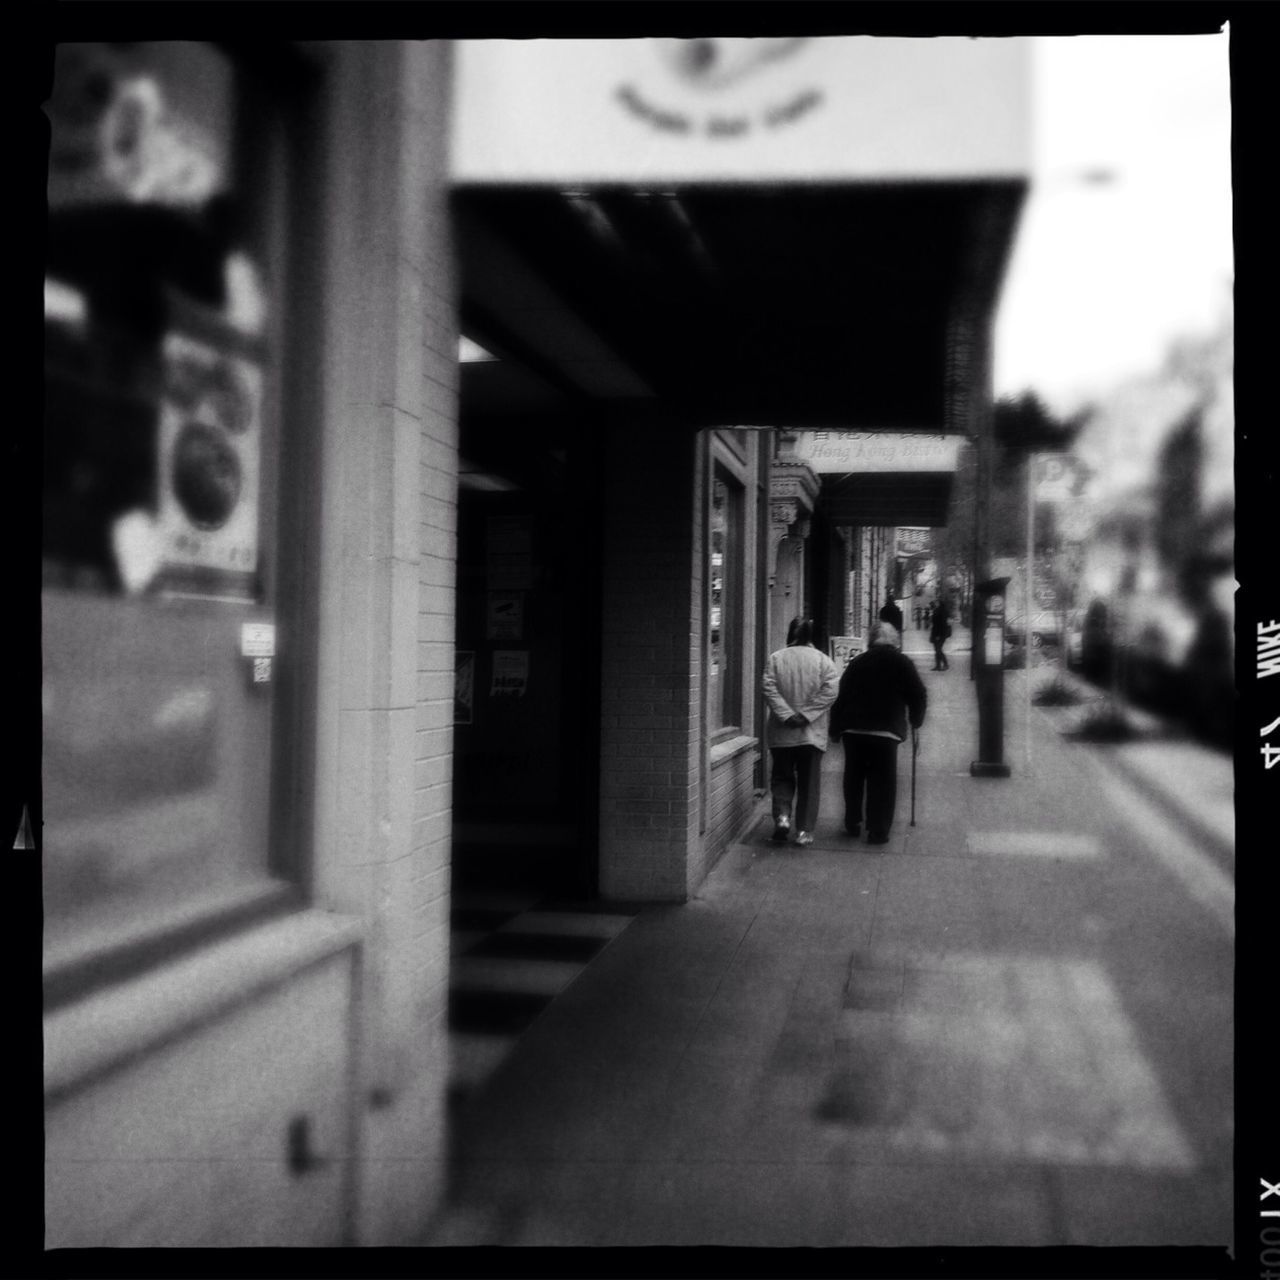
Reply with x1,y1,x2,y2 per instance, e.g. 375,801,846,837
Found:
426,635,1234,1249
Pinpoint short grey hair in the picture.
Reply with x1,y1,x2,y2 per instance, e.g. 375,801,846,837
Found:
869,621,900,648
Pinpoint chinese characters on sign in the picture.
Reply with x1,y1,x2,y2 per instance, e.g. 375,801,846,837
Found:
789,432,963,474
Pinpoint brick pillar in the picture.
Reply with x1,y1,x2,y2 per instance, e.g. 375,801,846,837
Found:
597,423,700,902
310,40,458,1245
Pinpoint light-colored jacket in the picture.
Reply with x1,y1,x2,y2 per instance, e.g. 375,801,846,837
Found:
761,642,841,750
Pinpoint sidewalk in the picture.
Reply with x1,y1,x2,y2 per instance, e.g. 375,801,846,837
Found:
1020,663,1234,867
427,650,1234,1249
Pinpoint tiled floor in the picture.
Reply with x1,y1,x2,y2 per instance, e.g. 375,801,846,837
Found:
448,891,636,1100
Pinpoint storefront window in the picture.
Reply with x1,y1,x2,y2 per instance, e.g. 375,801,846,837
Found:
43,43,296,986
709,473,743,733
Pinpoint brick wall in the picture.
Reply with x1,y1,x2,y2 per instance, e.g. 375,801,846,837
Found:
598,422,701,902
311,40,458,1245
698,743,761,888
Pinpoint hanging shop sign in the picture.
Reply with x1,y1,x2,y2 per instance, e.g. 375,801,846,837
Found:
897,528,930,556
791,432,963,474
453,37,1030,184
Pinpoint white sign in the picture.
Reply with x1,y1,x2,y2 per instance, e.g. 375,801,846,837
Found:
491,650,530,699
453,38,1030,185
1057,503,1092,543
487,592,524,640
984,624,1004,667
1033,454,1084,503
831,636,865,666
791,432,963,474
240,622,275,658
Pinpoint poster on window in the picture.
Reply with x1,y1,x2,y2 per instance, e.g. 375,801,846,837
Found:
157,331,263,583
491,650,529,698
486,517,534,590
487,592,524,640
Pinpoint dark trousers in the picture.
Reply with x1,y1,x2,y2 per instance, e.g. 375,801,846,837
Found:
770,745,823,832
841,734,900,836
932,637,949,669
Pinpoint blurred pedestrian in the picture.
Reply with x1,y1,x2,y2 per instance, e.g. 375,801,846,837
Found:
829,621,927,845
878,593,904,634
929,595,952,670
762,616,840,847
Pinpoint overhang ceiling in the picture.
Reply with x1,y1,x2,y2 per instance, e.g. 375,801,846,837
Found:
819,471,955,529
453,180,1024,429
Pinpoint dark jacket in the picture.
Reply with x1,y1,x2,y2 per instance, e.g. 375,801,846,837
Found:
929,603,952,641
829,644,928,743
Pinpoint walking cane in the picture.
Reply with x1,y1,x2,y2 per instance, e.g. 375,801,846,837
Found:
910,725,919,826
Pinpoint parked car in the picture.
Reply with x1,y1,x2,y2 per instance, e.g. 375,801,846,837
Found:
1004,609,1062,648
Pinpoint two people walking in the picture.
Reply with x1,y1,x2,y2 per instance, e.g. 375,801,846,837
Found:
763,617,927,848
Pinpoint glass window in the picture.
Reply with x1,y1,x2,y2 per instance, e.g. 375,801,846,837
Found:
43,43,298,987
709,472,743,733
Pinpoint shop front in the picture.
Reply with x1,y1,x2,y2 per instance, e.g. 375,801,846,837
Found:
41,32,1028,1248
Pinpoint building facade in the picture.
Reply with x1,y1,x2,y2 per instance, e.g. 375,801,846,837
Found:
42,35,1028,1246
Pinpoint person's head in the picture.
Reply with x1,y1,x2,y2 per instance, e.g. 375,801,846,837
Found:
787,616,814,646
869,620,900,649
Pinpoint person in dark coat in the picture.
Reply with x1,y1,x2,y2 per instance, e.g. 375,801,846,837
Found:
929,595,952,670
829,621,927,845
878,594,904,634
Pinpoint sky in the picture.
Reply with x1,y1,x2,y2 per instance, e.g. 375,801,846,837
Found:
993,33,1233,414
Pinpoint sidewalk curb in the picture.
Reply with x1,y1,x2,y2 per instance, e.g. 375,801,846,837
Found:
1096,741,1234,872
1030,698,1234,872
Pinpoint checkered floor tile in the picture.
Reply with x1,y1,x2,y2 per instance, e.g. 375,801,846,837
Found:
448,892,636,1099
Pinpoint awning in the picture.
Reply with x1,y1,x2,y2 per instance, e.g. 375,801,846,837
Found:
450,35,1029,498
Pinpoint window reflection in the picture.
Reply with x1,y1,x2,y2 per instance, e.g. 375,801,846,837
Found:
709,474,741,732
43,43,289,979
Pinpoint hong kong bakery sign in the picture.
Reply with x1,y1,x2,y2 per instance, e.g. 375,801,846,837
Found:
451,38,1030,184
616,38,825,140
790,432,964,474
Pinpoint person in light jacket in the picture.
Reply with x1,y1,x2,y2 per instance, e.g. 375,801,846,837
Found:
761,617,840,847
829,621,927,845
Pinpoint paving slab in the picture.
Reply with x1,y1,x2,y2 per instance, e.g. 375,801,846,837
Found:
429,654,1233,1249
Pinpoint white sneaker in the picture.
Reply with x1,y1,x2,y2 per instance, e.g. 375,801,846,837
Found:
794,831,814,847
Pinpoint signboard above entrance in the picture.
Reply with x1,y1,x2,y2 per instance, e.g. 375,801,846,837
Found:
789,432,963,474
452,38,1030,184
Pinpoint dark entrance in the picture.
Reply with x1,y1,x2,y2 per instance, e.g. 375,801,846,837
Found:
452,409,603,900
